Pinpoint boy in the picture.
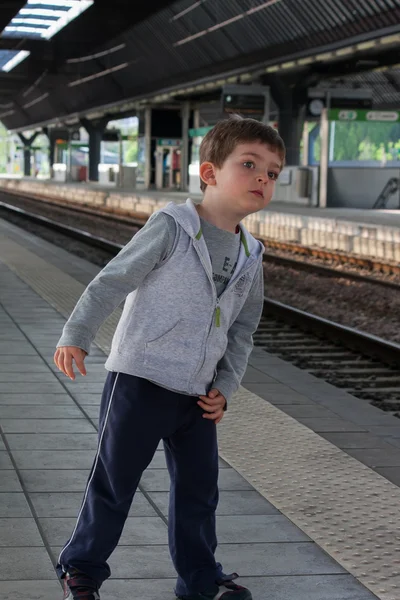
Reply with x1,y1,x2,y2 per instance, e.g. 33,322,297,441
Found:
54,116,285,600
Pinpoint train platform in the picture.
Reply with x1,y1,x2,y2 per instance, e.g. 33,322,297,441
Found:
1,217,400,600
0,176,400,262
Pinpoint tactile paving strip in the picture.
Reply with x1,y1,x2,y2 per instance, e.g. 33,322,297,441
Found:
1,233,400,600
0,236,119,354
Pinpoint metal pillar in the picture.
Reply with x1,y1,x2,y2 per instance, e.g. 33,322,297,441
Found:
118,131,123,187
81,117,109,182
88,128,102,182
302,122,309,166
193,108,200,130
66,131,73,182
319,108,329,208
180,101,190,192
278,107,303,165
144,107,151,189
18,131,39,177
262,90,270,125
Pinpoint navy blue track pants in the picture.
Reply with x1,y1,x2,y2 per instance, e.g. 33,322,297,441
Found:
56,372,224,596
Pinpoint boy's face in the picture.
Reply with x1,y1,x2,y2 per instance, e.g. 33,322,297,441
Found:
202,141,282,215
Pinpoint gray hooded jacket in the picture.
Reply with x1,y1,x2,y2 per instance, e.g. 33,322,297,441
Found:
57,199,264,400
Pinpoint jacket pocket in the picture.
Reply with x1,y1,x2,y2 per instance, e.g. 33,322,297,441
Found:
144,319,200,374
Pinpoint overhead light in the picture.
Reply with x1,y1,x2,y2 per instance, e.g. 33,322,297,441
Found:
68,62,129,87
380,34,400,45
22,70,48,97
23,92,49,109
174,0,282,46
1,50,30,72
1,1,93,40
356,40,377,50
316,52,333,61
336,47,354,56
0,109,15,119
67,43,126,64
170,0,206,22
298,57,313,65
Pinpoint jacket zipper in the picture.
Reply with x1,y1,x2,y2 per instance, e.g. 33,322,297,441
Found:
215,300,221,328
190,242,260,390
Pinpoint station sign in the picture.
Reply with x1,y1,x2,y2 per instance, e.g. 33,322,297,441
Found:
328,108,400,122
157,138,182,146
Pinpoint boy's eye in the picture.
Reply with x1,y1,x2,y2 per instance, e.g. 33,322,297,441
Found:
268,171,279,181
243,161,255,169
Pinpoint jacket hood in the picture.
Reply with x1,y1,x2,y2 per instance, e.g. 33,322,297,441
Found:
161,198,264,261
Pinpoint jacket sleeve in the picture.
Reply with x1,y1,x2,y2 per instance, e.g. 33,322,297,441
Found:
56,212,176,354
213,263,264,402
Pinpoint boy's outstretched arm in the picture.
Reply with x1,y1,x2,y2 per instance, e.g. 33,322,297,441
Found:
55,213,175,377
213,265,264,404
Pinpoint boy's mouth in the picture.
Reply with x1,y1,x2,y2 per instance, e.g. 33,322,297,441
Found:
250,190,264,198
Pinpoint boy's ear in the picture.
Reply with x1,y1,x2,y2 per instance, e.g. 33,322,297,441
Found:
199,162,217,187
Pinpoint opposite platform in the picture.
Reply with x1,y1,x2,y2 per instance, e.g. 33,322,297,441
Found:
0,177,399,262
0,217,399,600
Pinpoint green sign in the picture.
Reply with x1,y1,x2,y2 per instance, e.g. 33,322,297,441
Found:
328,108,400,123
189,126,213,137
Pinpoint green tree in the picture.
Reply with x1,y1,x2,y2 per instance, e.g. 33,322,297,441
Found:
124,138,138,163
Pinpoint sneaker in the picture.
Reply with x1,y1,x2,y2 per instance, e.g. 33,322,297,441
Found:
62,569,100,600
177,581,252,600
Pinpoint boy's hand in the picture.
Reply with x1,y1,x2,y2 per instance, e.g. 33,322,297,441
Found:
54,346,87,380
198,388,226,424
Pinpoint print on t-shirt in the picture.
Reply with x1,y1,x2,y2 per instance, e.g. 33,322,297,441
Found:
213,257,237,286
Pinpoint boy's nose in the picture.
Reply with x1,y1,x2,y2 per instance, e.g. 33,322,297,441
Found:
257,174,268,184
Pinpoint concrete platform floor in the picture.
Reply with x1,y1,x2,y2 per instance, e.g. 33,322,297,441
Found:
2,217,399,599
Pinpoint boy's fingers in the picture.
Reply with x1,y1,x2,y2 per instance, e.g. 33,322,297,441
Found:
197,400,216,413
64,353,75,380
203,409,223,420
74,353,87,376
53,348,60,367
198,395,224,406
56,350,64,373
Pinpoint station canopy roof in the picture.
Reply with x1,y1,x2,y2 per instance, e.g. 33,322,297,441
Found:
0,0,400,131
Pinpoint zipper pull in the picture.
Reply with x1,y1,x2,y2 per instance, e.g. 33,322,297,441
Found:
215,304,221,327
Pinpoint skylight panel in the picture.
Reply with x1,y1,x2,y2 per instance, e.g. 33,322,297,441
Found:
1,1,93,40
0,50,30,72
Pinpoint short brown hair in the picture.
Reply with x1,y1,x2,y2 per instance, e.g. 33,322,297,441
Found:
199,115,285,192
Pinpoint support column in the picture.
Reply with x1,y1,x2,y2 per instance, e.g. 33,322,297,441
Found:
43,127,56,177
180,101,190,192
278,104,304,165
265,77,306,166
193,108,200,130
144,107,151,190
302,122,309,166
18,131,39,177
319,108,329,209
80,116,109,182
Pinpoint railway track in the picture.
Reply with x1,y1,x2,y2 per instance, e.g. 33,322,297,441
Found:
1,195,400,417
1,189,400,288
